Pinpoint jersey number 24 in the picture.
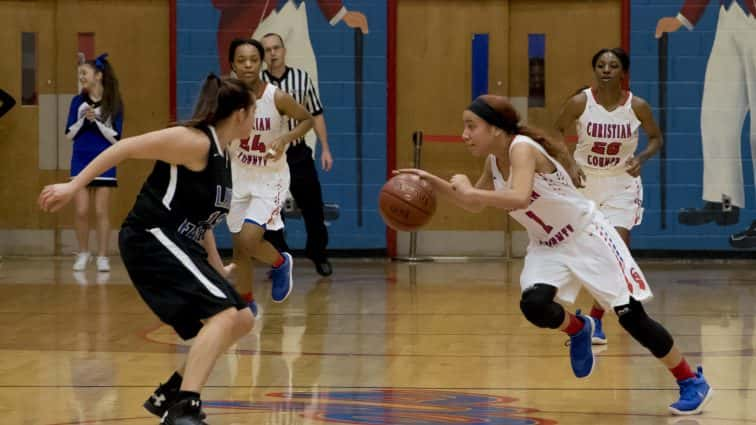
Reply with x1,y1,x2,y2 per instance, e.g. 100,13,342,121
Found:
240,135,266,153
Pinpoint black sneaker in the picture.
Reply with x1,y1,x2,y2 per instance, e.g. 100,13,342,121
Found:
161,398,207,425
315,259,333,277
145,383,206,420
678,201,739,226
729,221,756,249
144,381,178,417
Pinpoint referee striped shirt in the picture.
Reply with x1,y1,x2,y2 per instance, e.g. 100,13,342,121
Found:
262,67,323,161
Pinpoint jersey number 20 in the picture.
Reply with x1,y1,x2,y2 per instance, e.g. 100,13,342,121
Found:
590,141,621,156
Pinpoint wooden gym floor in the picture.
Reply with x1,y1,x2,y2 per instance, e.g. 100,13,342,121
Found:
0,256,754,424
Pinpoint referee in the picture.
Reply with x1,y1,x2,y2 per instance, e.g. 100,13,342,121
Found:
261,33,333,277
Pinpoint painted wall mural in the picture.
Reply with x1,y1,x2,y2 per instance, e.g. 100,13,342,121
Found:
176,0,388,250
631,0,755,250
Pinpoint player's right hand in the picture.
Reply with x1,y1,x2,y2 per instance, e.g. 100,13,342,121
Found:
265,137,288,161
393,168,431,180
38,182,76,213
655,17,682,38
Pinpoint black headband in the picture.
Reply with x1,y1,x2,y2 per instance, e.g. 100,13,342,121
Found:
467,98,518,134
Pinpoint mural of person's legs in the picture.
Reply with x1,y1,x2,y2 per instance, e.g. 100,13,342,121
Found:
679,6,746,227
679,8,747,225
729,9,756,249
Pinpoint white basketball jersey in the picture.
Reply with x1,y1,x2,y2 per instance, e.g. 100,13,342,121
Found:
230,84,288,174
574,88,641,175
490,136,595,248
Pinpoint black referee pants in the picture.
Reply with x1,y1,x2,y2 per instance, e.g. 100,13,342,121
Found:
264,155,329,261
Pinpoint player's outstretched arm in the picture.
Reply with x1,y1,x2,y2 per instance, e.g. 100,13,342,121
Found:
394,169,486,213
39,126,209,212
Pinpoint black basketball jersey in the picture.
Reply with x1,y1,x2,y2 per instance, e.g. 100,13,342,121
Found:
124,125,232,244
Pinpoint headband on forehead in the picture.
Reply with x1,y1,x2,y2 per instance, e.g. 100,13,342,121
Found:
467,98,518,133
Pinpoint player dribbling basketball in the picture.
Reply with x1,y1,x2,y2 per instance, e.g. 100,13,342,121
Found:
397,94,712,416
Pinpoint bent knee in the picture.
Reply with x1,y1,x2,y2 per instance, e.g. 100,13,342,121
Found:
615,299,674,358
233,307,255,335
519,284,564,329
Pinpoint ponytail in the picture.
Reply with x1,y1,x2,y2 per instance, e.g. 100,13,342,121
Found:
516,125,575,176
180,73,254,128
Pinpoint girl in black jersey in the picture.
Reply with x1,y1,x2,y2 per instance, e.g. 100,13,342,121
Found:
39,75,256,425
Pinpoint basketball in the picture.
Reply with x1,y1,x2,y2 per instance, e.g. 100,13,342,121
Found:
379,173,436,232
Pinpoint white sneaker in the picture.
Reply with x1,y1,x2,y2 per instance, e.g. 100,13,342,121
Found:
72,271,88,285
96,256,110,272
96,272,111,284
73,252,91,271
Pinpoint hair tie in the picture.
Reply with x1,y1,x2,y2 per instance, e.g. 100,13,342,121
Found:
95,53,109,71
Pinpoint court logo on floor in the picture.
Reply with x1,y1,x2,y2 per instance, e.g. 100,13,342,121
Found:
207,389,557,424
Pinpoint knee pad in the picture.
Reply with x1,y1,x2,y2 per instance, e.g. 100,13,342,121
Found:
520,284,565,329
615,298,674,358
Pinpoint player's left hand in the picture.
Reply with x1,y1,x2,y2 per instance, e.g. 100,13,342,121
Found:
343,11,369,34
265,137,288,161
450,174,473,195
566,160,586,188
321,149,333,172
625,157,643,177
38,182,77,213
222,262,236,279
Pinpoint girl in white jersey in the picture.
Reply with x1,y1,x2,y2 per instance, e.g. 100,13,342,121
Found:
227,38,313,310
397,95,710,416
555,48,663,345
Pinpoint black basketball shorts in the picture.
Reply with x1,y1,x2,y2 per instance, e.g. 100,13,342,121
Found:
119,225,246,340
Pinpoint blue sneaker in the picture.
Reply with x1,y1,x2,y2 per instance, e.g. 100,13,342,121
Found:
248,300,262,319
270,252,293,303
669,366,713,415
569,311,595,378
592,317,608,345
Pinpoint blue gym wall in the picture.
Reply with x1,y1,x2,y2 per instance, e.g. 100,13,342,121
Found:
175,0,388,251
630,1,753,250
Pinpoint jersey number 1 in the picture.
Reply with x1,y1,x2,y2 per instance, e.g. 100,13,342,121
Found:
240,135,266,153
